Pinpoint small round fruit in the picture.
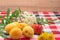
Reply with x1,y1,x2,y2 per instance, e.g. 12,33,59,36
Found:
23,26,34,38
5,23,17,33
9,27,22,39
32,24,43,35
12,22,20,27
19,23,28,30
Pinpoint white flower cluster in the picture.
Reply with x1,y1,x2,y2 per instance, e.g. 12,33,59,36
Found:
20,11,37,25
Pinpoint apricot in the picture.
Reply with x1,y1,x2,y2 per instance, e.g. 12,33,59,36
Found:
23,26,34,38
18,23,28,30
5,23,18,33
9,27,22,39
12,22,20,27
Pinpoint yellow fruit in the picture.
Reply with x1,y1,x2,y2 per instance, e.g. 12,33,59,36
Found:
19,23,28,30
5,23,18,33
12,22,20,27
23,26,34,38
12,22,28,30
9,27,22,39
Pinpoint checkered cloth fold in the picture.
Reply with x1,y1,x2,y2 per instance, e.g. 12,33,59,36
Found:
0,12,60,40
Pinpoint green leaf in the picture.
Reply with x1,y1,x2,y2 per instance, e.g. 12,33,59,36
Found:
10,10,18,18
0,24,5,31
36,17,41,24
40,21,45,25
15,10,19,18
10,9,21,20
0,31,4,34
1,18,7,26
4,18,12,25
19,8,21,13
0,34,7,38
7,19,13,24
0,16,3,18
0,24,4,26
45,18,48,24
8,19,13,23
10,16,12,19
10,9,20,22
0,31,7,38
0,28,4,31
2,18,6,25
6,8,10,18
40,18,44,21
40,18,48,25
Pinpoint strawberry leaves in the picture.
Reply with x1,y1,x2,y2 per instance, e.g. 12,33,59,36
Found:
6,8,10,18
37,18,56,25
1,8,21,26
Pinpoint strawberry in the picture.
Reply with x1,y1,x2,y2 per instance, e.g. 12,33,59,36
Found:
32,24,43,35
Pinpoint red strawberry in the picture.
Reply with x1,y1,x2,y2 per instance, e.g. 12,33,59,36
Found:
32,24,43,35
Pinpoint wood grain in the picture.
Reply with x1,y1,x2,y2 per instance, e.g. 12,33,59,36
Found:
0,0,60,12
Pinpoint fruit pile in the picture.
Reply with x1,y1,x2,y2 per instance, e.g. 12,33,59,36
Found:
5,22,54,40
0,9,55,40
5,22,34,39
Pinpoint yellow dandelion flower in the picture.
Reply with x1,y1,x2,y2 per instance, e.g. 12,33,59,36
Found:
38,32,49,40
48,32,54,40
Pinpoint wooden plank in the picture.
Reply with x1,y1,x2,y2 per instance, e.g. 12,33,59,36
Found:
0,0,60,7
0,0,60,12
0,6,60,12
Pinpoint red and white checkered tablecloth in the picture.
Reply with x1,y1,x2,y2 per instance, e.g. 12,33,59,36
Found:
0,12,60,40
